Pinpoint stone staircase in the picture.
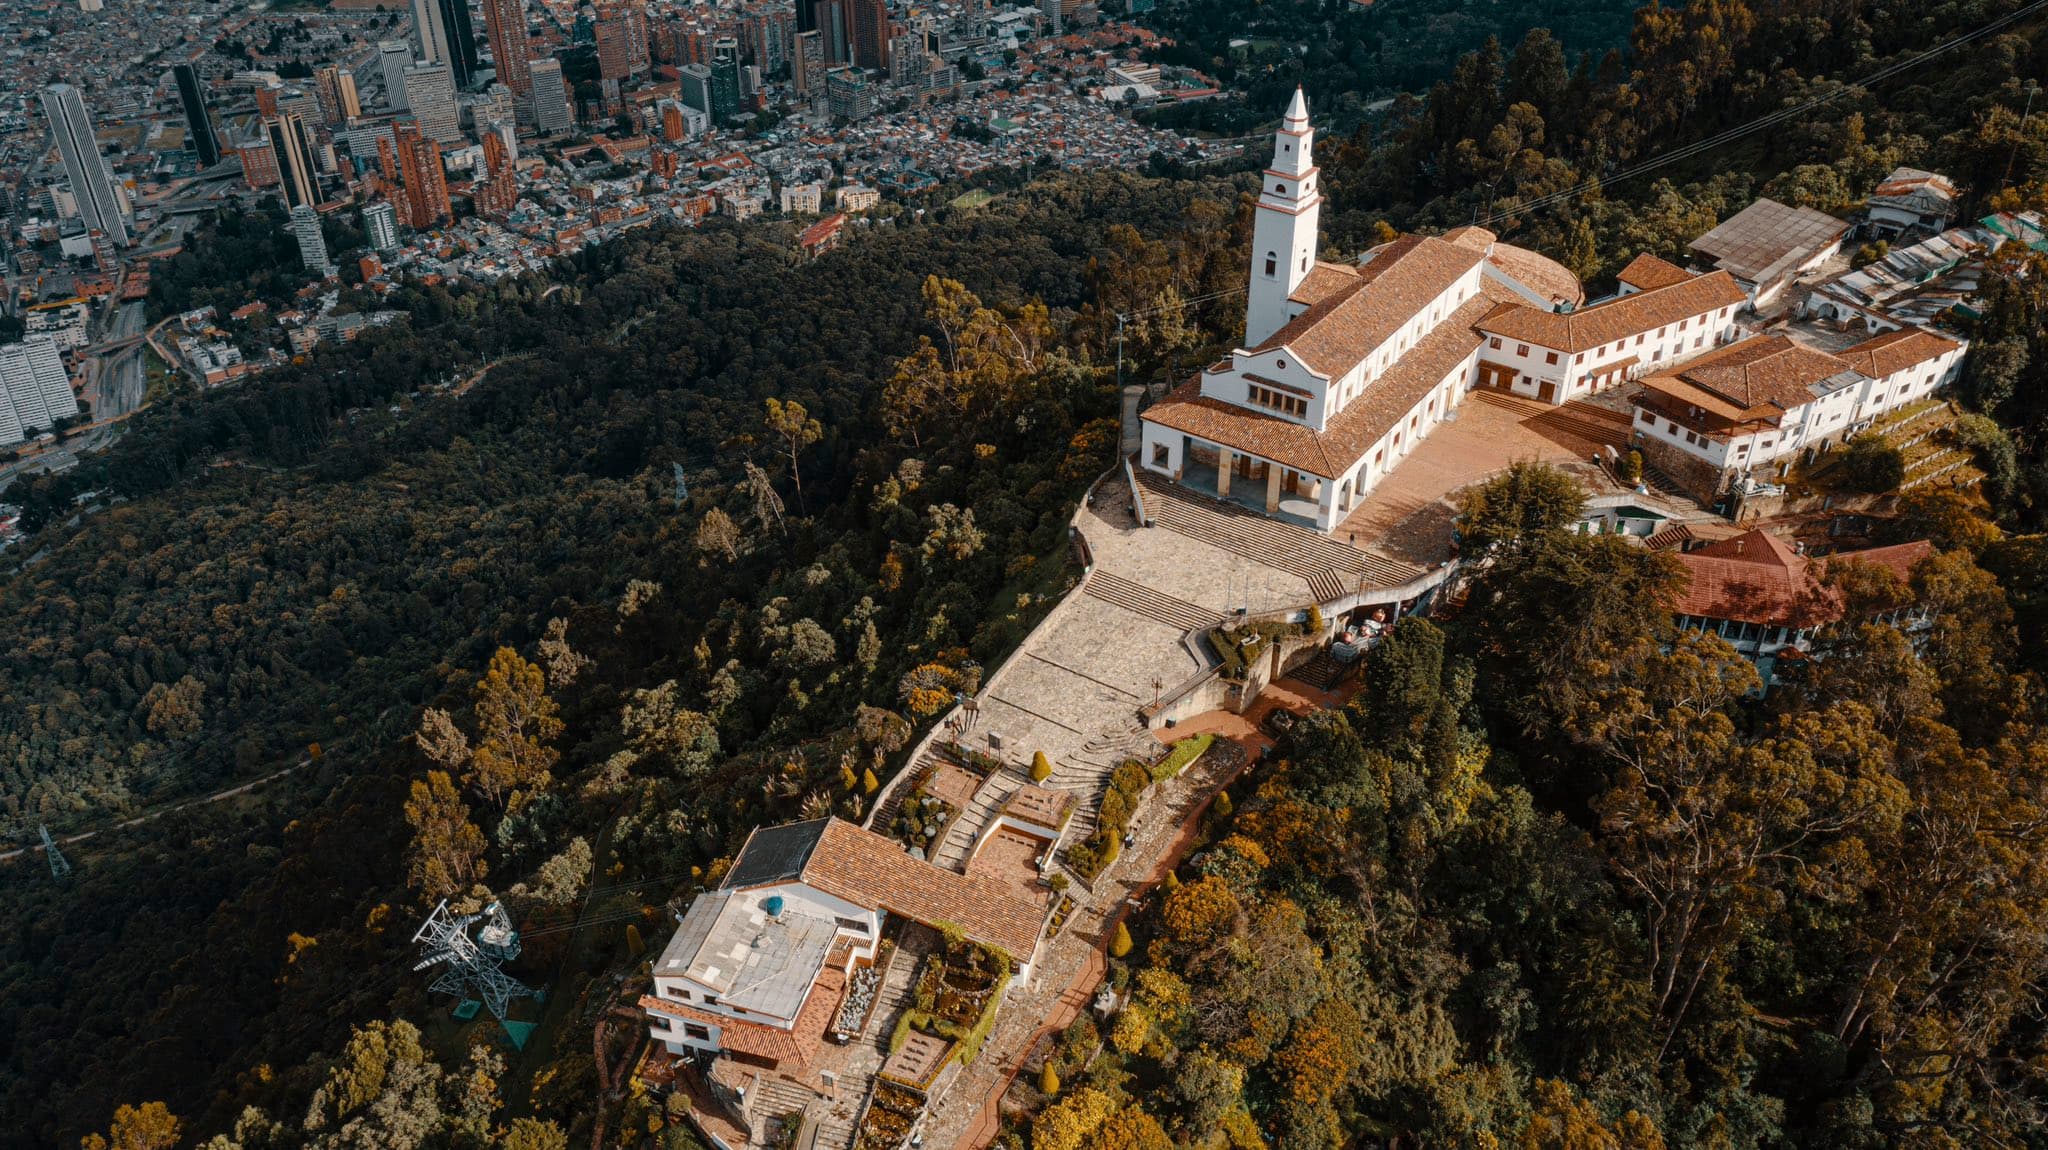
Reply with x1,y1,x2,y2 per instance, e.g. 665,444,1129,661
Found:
931,769,1028,872
749,1075,819,1147
868,925,935,1055
1084,571,1221,632
1286,646,1350,690
865,751,936,837
1134,470,1422,590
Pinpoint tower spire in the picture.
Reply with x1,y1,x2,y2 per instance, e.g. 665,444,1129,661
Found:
1244,90,1324,347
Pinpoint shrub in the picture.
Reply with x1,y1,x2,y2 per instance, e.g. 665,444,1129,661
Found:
1151,733,1213,781
1031,751,1052,782
1839,433,1906,493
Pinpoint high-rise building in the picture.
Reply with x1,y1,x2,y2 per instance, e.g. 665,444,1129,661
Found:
0,336,79,446
528,57,573,134
792,31,825,96
1040,0,1061,36
677,64,713,118
848,0,888,70
595,4,651,81
314,65,361,124
290,204,332,273
403,63,461,143
393,120,451,228
439,0,480,88
825,65,871,121
362,200,400,251
173,64,222,168
379,41,414,111
481,0,534,96
710,38,742,120
474,129,518,217
410,0,453,76
265,113,324,209
239,137,280,190
463,84,517,133
813,0,850,64
42,84,129,248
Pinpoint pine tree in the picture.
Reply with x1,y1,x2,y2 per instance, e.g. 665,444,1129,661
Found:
1111,921,1133,958
1032,750,1053,782
1039,1062,1061,1098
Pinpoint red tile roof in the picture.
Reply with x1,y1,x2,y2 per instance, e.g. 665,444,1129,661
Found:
1616,252,1695,292
1145,295,1490,477
1254,235,1484,377
639,961,845,1069
727,819,1047,964
1834,326,1963,380
1671,530,1932,627
1477,267,1746,352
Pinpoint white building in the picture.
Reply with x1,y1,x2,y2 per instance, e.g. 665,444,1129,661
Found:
24,298,91,351
403,63,461,144
362,200,400,252
528,58,574,136
1865,167,1960,239
290,205,332,274
640,818,1043,1065
0,337,80,446
1472,252,1749,404
378,41,413,112
779,182,823,214
1630,326,1966,499
1138,90,1585,533
41,84,129,247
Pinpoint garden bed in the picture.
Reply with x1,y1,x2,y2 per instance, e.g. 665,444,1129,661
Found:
1064,759,1153,883
889,770,961,858
853,1077,926,1150
1206,617,1315,681
888,929,1012,1065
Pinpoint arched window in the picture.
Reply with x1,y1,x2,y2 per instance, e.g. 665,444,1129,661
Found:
1264,253,1277,277
1274,183,1286,195
1300,255,1309,272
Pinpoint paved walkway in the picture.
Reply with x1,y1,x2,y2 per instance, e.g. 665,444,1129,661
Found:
922,739,1250,1150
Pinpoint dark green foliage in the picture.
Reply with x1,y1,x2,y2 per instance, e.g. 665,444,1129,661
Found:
1839,433,1907,493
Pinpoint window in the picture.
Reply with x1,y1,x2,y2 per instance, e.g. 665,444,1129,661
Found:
1150,443,1168,466
1680,318,1689,330
1301,254,1309,271
1684,431,1697,444
1575,352,1585,364
1264,253,1276,277
1544,351,1559,365
1693,335,1703,349
705,996,720,1007
1488,336,1501,350
1247,384,1307,418
1516,344,1530,357
1666,420,1678,433
1274,182,1286,195
1636,334,1646,346
834,916,870,933
684,1023,711,1040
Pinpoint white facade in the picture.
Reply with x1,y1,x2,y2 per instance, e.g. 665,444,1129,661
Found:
1244,88,1321,348
644,880,882,1057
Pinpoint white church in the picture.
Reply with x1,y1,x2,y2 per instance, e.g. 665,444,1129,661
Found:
1137,90,1761,529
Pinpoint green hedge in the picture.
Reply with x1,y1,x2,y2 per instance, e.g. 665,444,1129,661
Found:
1151,732,1214,782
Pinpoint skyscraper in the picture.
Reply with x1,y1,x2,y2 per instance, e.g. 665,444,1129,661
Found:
362,200,400,252
595,5,649,82
528,57,572,135
792,31,824,96
481,0,534,97
848,0,888,71
393,120,451,228
264,113,324,209
314,65,361,125
403,63,461,143
410,0,453,76
677,64,713,118
710,39,742,122
439,0,480,89
173,64,221,168
41,84,128,248
290,204,331,273
380,41,415,111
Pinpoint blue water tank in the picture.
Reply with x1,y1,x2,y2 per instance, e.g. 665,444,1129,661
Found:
763,895,785,917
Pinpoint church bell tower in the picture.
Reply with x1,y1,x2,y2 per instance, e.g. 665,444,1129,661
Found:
1245,87,1322,347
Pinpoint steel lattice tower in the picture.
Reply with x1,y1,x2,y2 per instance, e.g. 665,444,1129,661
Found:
412,900,537,1023
38,825,69,879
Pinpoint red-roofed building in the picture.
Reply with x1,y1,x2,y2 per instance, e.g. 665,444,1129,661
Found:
1670,528,1934,685
795,212,845,260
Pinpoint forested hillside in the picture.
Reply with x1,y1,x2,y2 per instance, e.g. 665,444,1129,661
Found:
11,0,2048,1145
0,174,1252,1149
